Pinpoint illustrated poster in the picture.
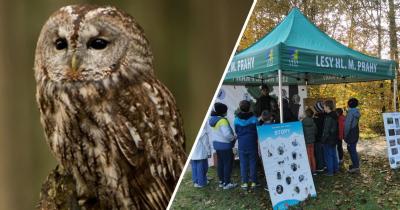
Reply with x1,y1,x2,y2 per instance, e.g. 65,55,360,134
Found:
382,112,400,169
257,122,316,210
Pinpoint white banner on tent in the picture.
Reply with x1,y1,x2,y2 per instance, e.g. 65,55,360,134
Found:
257,122,316,210
382,112,400,169
215,85,308,127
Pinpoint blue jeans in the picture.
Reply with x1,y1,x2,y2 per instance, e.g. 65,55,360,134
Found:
323,144,338,175
347,142,359,168
216,149,233,185
239,150,257,183
315,142,325,170
191,159,208,186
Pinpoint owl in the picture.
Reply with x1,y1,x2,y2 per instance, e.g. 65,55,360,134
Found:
34,5,186,210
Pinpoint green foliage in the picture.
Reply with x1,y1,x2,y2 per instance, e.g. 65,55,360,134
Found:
238,0,400,137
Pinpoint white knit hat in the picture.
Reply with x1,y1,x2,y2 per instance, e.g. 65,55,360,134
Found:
314,101,324,113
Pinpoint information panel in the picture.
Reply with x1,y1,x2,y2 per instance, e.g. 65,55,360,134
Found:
257,121,316,210
382,112,400,169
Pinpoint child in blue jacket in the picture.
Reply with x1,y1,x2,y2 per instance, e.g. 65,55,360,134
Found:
234,100,259,190
344,98,361,173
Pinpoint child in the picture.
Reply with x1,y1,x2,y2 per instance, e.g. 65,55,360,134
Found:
321,100,339,176
234,100,259,190
258,110,274,125
313,101,326,172
344,98,361,173
336,108,345,164
209,102,237,189
191,127,211,188
302,108,317,175
258,110,273,191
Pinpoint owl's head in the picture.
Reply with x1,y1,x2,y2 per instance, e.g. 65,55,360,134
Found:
34,5,153,84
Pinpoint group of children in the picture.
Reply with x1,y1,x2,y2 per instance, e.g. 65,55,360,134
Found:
303,98,361,176
190,97,361,190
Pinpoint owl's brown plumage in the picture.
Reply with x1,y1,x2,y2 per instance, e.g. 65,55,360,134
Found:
34,5,186,209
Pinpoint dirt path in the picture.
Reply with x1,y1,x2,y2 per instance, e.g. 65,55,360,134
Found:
356,137,387,157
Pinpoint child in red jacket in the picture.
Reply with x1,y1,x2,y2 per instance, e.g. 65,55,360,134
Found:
336,108,345,164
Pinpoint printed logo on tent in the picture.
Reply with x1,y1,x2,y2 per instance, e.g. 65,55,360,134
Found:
265,49,274,67
289,48,299,67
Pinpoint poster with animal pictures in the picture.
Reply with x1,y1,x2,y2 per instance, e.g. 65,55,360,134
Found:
257,121,316,210
382,112,400,169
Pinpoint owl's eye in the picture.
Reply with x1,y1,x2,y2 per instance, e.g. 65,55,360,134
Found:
88,38,109,50
55,38,68,50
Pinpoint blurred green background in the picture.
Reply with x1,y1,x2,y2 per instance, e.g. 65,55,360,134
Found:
0,0,253,209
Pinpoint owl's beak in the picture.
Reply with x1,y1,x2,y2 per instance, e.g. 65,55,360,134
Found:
71,54,79,72
67,54,81,80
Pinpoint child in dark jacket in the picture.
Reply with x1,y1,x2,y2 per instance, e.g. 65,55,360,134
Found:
321,100,339,176
345,98,361,173
336,108,345,164
313,101,326,172
234,100,258,190
302,108,317,175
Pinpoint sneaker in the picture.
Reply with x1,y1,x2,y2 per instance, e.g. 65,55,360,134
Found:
264,185,269,191
316,168,324,172
250,182,260,189
348,167,360,173
241,183,248,190
312,171,317,176
194,183,204,188
223,183,238,190
218,181,224,188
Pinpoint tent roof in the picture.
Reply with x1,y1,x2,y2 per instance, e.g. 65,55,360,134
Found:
224,8,396,85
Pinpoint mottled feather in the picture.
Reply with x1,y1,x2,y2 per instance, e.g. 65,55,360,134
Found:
34,5,186,210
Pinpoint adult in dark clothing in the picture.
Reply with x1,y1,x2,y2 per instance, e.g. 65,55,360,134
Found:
313,101,326,172
254,85,277,117
269,100,280,124
282,98,297,122
270,98,296,123
321,100,339,176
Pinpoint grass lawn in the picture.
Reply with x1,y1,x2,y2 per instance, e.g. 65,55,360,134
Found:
170,153,400,210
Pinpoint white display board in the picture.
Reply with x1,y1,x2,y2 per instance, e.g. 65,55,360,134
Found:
382,112,400,169
257,122,316,210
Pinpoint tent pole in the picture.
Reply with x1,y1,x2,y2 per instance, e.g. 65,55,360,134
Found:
278,69,283,123
394,66,398,112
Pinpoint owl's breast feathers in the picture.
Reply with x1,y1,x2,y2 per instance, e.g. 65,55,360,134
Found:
37,73,186,208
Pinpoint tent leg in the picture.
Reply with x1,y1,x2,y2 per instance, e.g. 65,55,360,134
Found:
278,69,283,123
394,67,398,112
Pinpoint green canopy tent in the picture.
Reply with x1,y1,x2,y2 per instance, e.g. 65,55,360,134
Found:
224,7,397,122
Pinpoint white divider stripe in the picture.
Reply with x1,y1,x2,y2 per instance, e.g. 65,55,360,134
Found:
166,1,258,209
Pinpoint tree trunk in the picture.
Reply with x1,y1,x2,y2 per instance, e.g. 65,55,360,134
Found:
388,0,399,111
37,166,81,210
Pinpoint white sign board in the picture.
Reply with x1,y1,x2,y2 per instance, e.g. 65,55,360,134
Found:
257,122,316,210
382,112,400,169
